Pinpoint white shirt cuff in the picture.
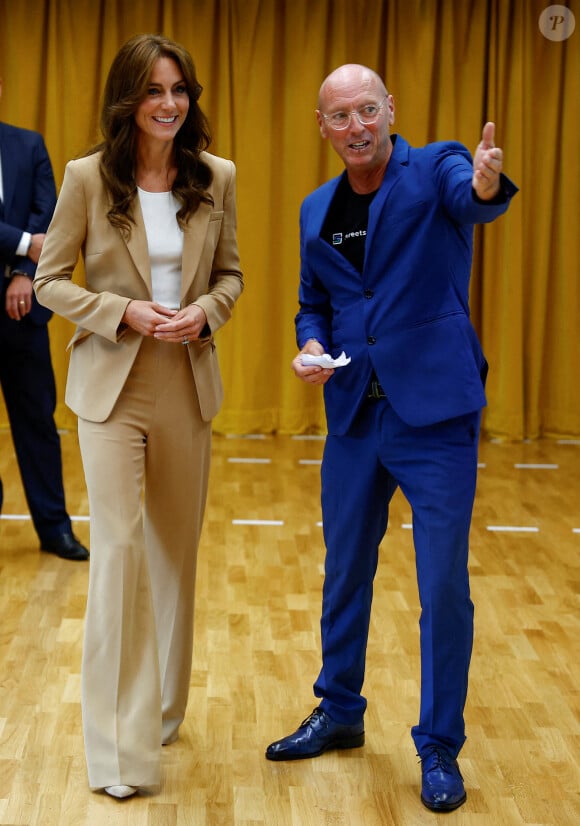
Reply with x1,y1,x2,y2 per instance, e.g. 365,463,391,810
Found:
16,232,31,257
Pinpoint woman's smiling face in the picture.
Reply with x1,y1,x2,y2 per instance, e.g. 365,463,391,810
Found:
134,56,190,145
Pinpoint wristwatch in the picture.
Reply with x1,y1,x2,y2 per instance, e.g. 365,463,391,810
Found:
9,269,32,279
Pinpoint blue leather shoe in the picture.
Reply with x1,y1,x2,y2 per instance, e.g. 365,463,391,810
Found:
420,746,467,811
266,707,364,761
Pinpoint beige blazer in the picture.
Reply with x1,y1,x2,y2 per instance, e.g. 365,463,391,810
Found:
34,151,243,423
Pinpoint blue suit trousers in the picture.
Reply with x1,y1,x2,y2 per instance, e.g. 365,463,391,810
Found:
0,307,71,542
315,397,480,757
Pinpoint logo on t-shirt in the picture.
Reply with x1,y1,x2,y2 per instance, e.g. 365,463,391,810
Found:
332,233,343,245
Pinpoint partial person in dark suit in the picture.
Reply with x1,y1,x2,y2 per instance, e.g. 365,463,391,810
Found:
265,64,518,812
0,77,88,560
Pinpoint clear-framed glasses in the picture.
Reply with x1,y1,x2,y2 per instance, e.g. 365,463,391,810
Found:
320,94,388,131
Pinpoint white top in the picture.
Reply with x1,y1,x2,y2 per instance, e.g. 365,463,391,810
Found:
137,187,183,309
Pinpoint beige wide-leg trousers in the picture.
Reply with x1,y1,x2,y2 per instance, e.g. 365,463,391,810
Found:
77,336,211,790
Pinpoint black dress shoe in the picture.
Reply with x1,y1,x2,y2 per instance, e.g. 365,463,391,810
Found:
420,746,467,812
41,532,89,561
266,707,364,761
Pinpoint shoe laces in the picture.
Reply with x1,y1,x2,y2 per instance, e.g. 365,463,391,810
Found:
300,707,324,728
419,747,460,776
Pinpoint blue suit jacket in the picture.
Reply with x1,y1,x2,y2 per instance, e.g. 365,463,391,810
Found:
295,134,518,433
0,121,57,325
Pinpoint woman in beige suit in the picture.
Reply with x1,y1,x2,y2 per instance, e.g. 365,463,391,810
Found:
34,34,243,798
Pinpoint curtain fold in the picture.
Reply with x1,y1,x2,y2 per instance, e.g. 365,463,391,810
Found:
1,0,577,439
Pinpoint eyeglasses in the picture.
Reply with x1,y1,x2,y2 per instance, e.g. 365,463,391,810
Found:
320,95,388,131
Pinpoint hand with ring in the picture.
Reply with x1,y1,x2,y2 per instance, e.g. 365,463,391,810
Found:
5,274,33,320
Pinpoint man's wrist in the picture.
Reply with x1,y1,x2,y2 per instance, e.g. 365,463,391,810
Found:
16,231,32,258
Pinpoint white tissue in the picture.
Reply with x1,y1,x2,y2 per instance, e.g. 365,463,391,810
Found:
300,351,351,368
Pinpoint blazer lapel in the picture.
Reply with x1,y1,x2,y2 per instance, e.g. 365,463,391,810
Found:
312,175,342,238
180,201,212,301
124,196,152,294
367,136,409,240
309,175,357,272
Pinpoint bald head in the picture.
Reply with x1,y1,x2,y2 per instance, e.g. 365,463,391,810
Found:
318,64,387,109
315,64,395,193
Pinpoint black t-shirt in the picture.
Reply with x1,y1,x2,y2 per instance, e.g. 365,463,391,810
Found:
321,174,378,273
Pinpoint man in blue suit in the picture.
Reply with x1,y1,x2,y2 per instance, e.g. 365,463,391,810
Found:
266,65,518,811
0,78,88,560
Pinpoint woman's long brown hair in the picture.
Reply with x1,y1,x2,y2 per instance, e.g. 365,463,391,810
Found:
89,33,214,235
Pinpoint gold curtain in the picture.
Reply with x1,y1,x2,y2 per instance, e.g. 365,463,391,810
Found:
1,0,578,439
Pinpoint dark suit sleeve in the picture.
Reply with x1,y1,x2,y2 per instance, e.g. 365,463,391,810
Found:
295,198,332,349
0,131,57,277
26,134,57,232
0,210,23,258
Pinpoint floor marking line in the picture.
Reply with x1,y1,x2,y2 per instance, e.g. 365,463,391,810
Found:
1,514,90,522
487,525,539,533
227,457,272,464
514,463,559,469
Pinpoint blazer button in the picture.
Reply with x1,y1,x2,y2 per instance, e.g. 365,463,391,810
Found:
364,290,374,299
368,336,376,345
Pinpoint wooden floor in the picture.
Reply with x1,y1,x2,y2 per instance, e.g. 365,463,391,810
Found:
0,426,579,825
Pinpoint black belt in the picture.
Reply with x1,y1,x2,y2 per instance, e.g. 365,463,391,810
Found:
367,379,387,399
